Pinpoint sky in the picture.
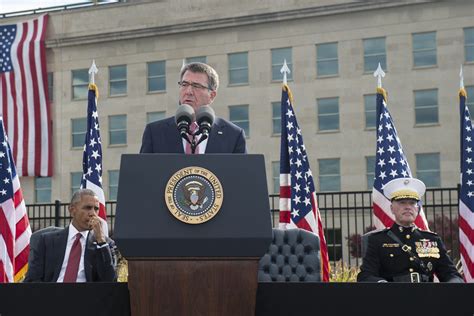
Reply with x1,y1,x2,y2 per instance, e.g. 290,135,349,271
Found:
0,1,100,14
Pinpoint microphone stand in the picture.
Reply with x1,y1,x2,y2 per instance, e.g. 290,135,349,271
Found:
181,124,210,154
183,131,208,154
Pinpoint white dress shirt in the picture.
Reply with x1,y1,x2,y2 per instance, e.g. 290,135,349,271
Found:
57,224,88,283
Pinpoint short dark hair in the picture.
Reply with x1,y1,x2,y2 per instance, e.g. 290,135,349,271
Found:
70,189,97,207
180,62,219,91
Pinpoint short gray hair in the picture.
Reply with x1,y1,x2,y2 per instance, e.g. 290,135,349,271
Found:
70,189,97,207
180,62,219,91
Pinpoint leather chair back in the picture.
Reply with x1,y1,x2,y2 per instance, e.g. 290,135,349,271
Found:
258,228,321,282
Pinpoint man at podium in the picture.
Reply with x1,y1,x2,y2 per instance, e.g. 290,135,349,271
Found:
140,62,247,154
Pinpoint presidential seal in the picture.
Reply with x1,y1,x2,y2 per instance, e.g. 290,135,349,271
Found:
165,166,223,224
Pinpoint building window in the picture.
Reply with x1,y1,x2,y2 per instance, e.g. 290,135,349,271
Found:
72,69,88,100
71,118,86,148
465,27,474,63
271,47,292,81
186,56,207,64
109,115,127,145
228,52,248,85
317,97,339,131
272,102,281,135
146,111,166,124
415,89,438,124
467,86,474,116
416,153,440,187
108,170,120,200
363,37,386,73
35,177,51,203
109,65,127,96
324,228,342,261
318,158,340,192
413,32,437,67
364,94,376,129
316,43,338,77
366,156,375,190
147,61,166,92
47,72,53,102
71,172,82,197
229,105,249,137
272,161,280,194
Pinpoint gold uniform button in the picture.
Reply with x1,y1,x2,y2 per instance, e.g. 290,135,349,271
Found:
390,254,394,257
410,257,414,261
406,235,411,239
409,268,414,272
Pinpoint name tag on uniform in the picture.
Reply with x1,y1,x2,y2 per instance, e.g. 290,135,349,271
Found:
382,243,400,248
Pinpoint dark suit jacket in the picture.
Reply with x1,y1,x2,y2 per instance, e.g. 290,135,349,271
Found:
24,227,117,282
140,116,247,153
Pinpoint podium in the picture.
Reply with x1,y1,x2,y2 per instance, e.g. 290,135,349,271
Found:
114,154,272,316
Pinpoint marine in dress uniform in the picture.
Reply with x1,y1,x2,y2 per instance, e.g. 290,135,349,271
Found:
357,177,463,283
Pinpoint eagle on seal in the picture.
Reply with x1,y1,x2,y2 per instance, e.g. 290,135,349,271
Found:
183,180,207,210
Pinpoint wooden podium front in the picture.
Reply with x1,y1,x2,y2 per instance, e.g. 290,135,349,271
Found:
128,259,258,316
114,154,272,316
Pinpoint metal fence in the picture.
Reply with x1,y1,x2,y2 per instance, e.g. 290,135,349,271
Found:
28,187,460,269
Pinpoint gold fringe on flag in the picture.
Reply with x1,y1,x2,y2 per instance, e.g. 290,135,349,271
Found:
14,263,28,282
460,87,467,99
283,84,294,105
88,83,99,99
377,87,388,102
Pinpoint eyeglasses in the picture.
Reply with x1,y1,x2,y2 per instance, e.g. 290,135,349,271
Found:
178,81,210,91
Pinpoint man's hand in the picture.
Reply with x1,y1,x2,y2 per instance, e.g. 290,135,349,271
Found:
89,215,106,244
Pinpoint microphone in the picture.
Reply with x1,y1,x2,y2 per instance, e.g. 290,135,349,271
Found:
175,104,194,139
195,106,215,140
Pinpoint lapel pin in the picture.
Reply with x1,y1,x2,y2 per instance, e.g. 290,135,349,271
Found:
218,131,223,135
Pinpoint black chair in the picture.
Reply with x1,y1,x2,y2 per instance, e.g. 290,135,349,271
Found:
258,228,321,282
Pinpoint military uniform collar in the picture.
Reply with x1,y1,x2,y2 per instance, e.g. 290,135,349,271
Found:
393,223,417,233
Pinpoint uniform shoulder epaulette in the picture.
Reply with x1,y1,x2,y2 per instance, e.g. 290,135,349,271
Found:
368,228,390,235
417,229,438,236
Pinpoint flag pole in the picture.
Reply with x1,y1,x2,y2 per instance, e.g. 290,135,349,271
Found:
280,59,290,86
373,62,385,89
373,62,387,101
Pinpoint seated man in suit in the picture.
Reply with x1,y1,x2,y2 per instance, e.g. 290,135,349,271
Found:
24,189,116,282
140,62,247,154
357,177,462,283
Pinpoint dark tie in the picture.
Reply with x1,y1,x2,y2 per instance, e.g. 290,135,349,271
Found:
63,233,82,282
185,122,199,154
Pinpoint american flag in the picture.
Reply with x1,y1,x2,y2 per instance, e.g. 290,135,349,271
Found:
372,87,428,230
459,87,474,282
278,84,330,281
0,117,30,283
80,84,107,223
0,15,52,177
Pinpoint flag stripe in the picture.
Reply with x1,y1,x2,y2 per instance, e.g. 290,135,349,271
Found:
0,235,14,282
35,15,50,176
0,203,15,262
460,238,474,277
460,254,473,281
